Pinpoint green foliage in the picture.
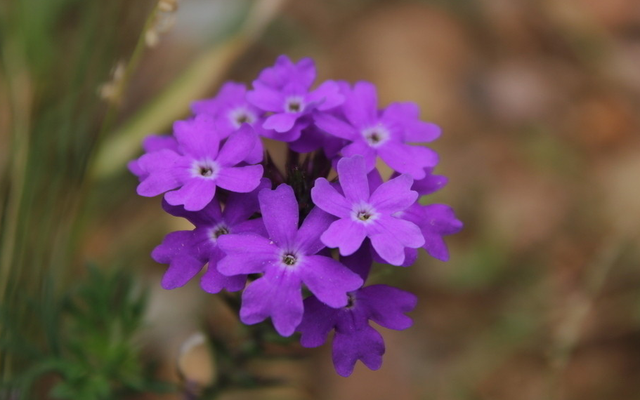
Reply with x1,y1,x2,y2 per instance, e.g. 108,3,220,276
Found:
0,265,171,400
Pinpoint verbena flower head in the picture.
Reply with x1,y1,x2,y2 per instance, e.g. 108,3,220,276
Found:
131,55,462,377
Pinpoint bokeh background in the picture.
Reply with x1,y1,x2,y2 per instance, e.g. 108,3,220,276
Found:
2,0,640,399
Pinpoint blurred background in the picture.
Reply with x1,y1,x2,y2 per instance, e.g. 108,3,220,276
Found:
2,0,640,399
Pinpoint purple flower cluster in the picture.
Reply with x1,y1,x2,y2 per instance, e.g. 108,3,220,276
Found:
130,55,462,377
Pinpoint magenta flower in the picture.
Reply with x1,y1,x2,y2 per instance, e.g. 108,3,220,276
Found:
297,247,417,377
136,118,264,211
311,155,424,265
191,81,265,163
152,179,270,293
217,184,363,336
400,203,463,262
314,81,440,179
247,55,344,141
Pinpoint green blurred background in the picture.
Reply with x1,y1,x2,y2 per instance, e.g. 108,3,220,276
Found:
2,0,640,399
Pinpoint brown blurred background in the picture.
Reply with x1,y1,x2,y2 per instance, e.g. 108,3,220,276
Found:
120,1,640,399
4,0,640,399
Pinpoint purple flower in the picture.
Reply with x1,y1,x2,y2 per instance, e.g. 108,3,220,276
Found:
217,184,363,336
254,55,316,90
400,203,463,262
297,247,417,377
311,155,424,266
151,179,270,292
314,81,440,179
136,117,264,211
402,167,448,195
247,55,344,141
191,81,265,163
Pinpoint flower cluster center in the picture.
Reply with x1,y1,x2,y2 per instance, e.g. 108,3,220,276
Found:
357,211,372,221
199,166,213,177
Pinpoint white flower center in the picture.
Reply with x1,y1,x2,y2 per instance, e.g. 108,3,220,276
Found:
209,223,230,242
351,203,378,224
284,96,305,113
229,107,256,128
362,125,390,147
192,159,219,180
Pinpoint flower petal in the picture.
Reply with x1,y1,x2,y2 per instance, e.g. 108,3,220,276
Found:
310,178,350,218
259,184,299,247
215,164,263,193
359,285,417,330
298,296,339,348
240,273,304,337
336,155,370,203
217,234,276,275
246,83,285,112
321,219,367,256
216,124,258,167
313,112,357,140
300,255,363,308
378,141,438,179
164,179,217,212
222,178,270,225
173,114,220,158
295,207,335,255
343,81,378,127
263,113,299,133
332,326,385,377
201,265,247,293
369,174,417,213
307,80,344,111
341,141,377,172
